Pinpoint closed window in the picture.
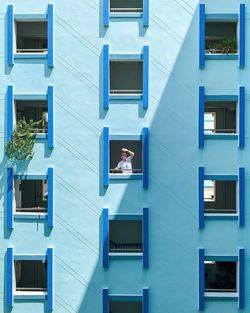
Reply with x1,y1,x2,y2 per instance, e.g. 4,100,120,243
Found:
109,301,142,313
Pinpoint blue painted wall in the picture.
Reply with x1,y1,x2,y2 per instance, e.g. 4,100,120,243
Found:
0,0,249,312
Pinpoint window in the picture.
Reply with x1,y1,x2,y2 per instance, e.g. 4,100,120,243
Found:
110,0,143,13
205,261,237,293
205,21,237,55
109,220,142,254
109,300,142,313
204,101,237,134
109,140,142,175
15,100,48,133
110,60,143,95
14,260,47,294
204,180,236,214
15,21,48,54
14,179,48,214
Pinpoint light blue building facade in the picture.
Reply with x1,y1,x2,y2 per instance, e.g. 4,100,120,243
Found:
0,0,248,312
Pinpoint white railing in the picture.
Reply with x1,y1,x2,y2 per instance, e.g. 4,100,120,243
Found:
110,89,142,95
16,48,48,53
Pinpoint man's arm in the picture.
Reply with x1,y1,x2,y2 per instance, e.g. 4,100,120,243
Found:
122,148,135,159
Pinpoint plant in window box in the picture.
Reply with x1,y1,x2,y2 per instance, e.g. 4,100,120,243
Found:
219,36,237,54
5,118,43,160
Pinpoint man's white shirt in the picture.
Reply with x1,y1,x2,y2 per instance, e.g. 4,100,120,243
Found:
117,156,132,173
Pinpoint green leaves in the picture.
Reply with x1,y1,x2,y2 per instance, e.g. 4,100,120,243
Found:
5,118,42,160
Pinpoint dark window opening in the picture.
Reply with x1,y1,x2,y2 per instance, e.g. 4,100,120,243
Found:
110,0,143,13
15,180,48,213
16,21,48,53
205,21,237,54
15,100,48,133
204,180,236,214
109,220,142,253
110,61,143,95
15,260,47,292
204,101,237,134
205,261,237,293
109,140,142,174
109,301,142,313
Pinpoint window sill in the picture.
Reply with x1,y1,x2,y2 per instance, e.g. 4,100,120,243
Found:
14,213,47,220
110,12,143,18
14,53,48,60
14,291,47,300
205,213,238,220
204,134,238,140
205,292,238,300
109,94,143,101
205,54,238,60
36,133,47,140
109,252,143,259
109,173,143,180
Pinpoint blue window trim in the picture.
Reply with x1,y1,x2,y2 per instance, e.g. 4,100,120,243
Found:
105,47,149,109
48,86,54,149
143,288,149,313
7,168,13,230
7,85,13,143
143,0,149,27
199,248,205,311
204,174,238,181
103,127,109,187
198,86,204,148
103,0,109,26
143,127,149,189
103,288,109,313
239,4,245,68
7,5,14,66
7,247,14,309
205,95,238,101
143,207,149,268
198,167,204,229
239,168,244,227
47,4,54,68
103,208,109,268
47,247,54,310
239,86,245,148
47,167,54,228
205,54,238,60
199,4,205,69
239,248,245,309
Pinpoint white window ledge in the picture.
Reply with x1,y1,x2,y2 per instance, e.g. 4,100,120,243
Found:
109,173,143,180
205,291,238,299
109,252,143,258
14,291,47,300
14,212,47,220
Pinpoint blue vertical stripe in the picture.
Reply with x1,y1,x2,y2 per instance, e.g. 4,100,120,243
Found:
7,85,13,143
103,127,109,187
103,0,109,26
143,0,149,27
103,208,109,268
143,207,149,268
48,86,54,149
143,288,149,313
7,247,13,309
239,167,244,227
199,4,205,69
7,5,14,66
48,167,54,228
103,45,109,109
47,248,54,311
199,86,205,148
103,288,109,313
199,248,205,311
143,46,149,109
239,86,245,148
143,127,149,189
48,4,54,68
239,248,245,309
198,167,204,228
239,4,245,68
7,168,13,230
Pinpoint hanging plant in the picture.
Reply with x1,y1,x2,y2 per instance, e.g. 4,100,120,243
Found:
5,118,42,160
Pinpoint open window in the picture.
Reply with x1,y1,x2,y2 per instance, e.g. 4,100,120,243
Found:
109,140,142,175
205,261,237,293
15,20,48,54
204,180,236,214
109,220,142,254
14,260,47,294
15,100,48,133
110,0,143,13
205,21,237,55
109,300,142,313
204,101,237,134
110,60,142,95
14,179,48,214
